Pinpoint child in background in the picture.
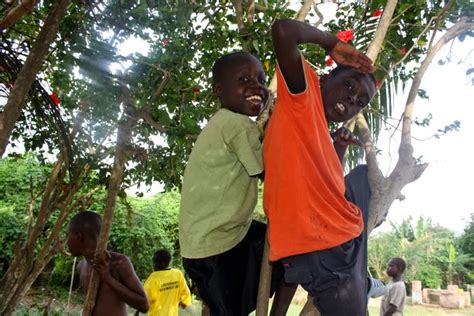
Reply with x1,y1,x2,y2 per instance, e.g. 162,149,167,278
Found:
66,211,149,315
380,258,407,316
140,249,191,316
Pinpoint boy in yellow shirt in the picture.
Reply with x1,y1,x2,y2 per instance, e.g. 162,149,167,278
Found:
141,249,191,316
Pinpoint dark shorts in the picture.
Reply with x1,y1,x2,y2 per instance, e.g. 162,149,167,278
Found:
183,220,283,316
281,165,371,316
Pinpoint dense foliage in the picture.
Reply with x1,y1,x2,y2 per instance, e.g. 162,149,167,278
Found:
0,156,181,285
0,155,50,275
2,0,471,187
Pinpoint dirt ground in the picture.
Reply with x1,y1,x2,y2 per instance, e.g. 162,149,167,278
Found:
13,286,474,316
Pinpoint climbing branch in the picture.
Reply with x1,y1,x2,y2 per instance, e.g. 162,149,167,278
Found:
82,84,138,315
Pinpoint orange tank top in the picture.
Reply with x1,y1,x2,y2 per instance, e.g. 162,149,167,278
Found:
263,60,363,261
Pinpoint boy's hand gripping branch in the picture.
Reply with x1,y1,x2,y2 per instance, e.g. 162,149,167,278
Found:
91,250,112,281
332,127,364,147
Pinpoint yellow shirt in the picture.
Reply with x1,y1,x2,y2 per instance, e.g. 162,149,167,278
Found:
143,268,191,316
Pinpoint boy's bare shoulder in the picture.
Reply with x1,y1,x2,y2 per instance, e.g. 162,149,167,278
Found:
109,251,133,271
109,251,129,261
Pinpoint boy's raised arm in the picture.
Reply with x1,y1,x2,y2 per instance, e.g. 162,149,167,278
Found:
272,19,339,94
271,19,373,94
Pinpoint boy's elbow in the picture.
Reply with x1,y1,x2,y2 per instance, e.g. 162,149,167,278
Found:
272,19,293,42
137,297,149,313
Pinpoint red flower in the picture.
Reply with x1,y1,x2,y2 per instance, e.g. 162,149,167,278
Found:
50,92,60,106
162,38,170,46
326,57,334,67
375,79,381,88
372,8,383,17
399,47,407,56
336,29,354,43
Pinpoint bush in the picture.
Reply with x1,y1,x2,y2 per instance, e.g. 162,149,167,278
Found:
0,155,48,277
0,205,26,276
109,191,181,278
412,261,442,289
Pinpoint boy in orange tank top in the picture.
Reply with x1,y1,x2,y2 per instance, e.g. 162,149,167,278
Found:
263,19,376,315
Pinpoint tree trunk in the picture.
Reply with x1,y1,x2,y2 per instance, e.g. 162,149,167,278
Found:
82,86,138,315
0,0,70,157
366,16,472,233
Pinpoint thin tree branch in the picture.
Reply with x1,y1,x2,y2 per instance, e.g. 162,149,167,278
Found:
246,0,256,25
231,0,244,30
428,0,455,50
366,0,398,61
0,0,37,30
401,17,472,146
313,2,324,28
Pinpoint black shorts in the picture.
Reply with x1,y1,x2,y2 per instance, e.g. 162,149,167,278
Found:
183,220,283,316
281,165,371,316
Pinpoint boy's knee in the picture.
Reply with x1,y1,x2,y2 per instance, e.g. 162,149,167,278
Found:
314,281,367,316
347,164,368,179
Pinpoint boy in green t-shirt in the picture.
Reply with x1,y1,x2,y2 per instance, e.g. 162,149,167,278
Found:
179,51,290,315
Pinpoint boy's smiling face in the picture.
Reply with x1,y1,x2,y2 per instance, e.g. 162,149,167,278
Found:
321,68,376,123
213,55,269,117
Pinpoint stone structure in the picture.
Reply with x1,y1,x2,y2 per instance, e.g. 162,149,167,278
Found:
420,283,472,309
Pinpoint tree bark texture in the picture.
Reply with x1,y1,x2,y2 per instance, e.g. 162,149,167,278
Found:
0,0,70,157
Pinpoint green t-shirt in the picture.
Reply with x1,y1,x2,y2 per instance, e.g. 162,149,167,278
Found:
179,108,263,258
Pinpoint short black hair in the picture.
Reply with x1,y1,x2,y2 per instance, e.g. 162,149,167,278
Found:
391,257,406,273
212,51,258,84
328,65,377,88
153,249,171,270
69,211,101,239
